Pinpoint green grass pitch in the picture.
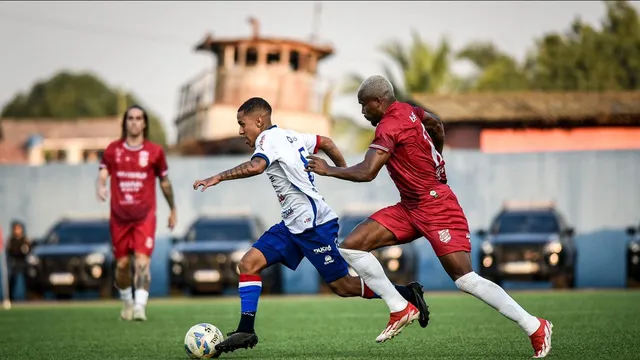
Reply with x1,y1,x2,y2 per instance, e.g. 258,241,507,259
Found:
0,290,639,360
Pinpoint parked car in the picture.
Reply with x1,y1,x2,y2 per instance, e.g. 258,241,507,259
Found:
319,205,419,293
626,223,640,287
477,201,577,288
169,211,282,295
25,214,114,299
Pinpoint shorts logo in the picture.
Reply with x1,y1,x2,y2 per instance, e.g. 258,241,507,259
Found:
313,245,332,254
139,150,149,167
466,233,471,243
145,237,154,249
438,229,451,243
324,255,334,265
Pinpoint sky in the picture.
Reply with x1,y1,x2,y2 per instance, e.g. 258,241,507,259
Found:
1,1,638,144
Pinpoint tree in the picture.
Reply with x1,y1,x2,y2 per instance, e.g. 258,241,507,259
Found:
457,42,529,92
527,0,640,91
342,30,456,101
1,71,167,146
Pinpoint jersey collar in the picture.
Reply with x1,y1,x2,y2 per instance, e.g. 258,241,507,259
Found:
267,125,278,129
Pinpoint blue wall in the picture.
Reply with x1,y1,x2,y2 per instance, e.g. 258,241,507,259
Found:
1,149,639,299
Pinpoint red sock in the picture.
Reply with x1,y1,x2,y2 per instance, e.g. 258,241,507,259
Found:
362,281,377,299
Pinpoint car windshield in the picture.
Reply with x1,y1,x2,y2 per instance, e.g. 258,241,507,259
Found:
185,218,254,242
339,216,367,238
46,221,111,245
492,212,560,234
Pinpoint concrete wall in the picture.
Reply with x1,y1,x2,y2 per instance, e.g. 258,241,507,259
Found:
1,149,639,299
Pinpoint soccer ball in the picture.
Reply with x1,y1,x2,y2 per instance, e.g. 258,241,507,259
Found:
184,323,224,359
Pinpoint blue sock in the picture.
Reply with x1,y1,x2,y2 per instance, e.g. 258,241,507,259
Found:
237,274,262,333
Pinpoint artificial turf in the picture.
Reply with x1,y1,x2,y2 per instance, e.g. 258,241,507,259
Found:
0,290,638,360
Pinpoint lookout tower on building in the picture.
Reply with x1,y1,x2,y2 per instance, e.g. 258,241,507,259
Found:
174,17,334,155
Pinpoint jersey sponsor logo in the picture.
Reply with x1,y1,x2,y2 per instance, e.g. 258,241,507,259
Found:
313,245,332,254
282,207,294,219
257,135,265,151
139,150,149,167
438,229,452,243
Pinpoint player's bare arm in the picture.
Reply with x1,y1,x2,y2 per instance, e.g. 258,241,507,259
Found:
306,148,390,182
422,112,445,154
317,136,347,167
193,157,268,192
96,168,109,201
159,175,177,229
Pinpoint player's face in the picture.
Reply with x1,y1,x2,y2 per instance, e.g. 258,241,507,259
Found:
237,111,262,148
358,96,384,126
125,108,146,137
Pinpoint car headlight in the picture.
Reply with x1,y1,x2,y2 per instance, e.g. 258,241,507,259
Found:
27,254,40,266
170,250,184,262
230,249,248,263
85,252,105,265
630,242,640,253
481,241,493,254
383,246,403,259
544,240,563,254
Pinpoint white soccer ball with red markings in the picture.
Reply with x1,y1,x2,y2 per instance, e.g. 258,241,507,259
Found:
184,323,224,359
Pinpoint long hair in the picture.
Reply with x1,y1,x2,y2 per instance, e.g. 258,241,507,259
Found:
121,105,149,139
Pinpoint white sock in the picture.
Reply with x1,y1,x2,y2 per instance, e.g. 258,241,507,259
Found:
339,248,408,312
119,287,133,303
455,272,540,335
134,289,149,308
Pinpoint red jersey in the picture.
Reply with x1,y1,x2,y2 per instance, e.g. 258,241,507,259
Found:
99,139,168,222
369,101,448,209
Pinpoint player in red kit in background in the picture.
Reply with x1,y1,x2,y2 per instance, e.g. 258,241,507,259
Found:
96,105,177,321
306,76,553,358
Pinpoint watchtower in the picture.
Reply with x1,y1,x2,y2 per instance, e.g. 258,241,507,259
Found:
175,18,334,155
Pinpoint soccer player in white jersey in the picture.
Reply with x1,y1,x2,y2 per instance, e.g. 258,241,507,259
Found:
193,97,429,356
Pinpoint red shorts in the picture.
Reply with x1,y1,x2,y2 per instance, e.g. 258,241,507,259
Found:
369,189,471,257
109,212,157,259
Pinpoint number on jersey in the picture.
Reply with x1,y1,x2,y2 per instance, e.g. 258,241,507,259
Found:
420,123,443,167
298,147,316,185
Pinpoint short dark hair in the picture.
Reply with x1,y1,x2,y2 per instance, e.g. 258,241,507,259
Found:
121,105,149,139
238,97,272,116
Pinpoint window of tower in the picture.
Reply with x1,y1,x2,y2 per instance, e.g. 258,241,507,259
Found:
289,51,300,71
246,47,258,66
267,51,281,64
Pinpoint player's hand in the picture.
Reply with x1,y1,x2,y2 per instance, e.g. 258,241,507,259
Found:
97,186,108,202
193,176,221,192
305,155,330,176
168,209,177,230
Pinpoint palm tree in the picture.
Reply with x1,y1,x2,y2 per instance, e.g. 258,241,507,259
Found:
342,29,455,101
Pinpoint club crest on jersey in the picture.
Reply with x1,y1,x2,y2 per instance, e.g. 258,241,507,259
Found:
438,229,452,243
138,150,149,167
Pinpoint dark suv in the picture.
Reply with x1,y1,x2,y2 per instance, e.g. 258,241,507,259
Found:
477,203,577,288
626,223,640,287
25,216,114,299
319,206,418,293
169,212,282,295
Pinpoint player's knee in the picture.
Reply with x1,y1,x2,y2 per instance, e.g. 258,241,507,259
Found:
238,250,266,275
115,257,130,271
327,279,352,298
134,253,150,267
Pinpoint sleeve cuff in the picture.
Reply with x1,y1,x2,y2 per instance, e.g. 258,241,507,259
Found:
313,135,321,154
252,153,271,168
369,144,390,153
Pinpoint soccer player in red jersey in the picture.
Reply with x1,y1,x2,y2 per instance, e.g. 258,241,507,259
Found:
96,105,177,321
306,76,553,357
